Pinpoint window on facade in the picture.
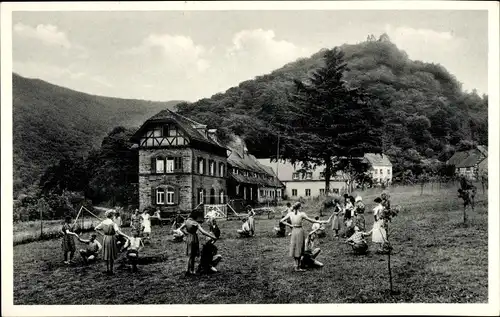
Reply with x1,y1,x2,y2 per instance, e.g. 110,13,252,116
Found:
209,160,215,176
156,188,165,205
387,169,391,175
243,186,247,200
233,168,238,175
319,172,325,179
332,188,339,194
380,169,383,174
260,190,264,197
277,190,282,197
306,172,312,180
198,158,204,174
219,190,225,204
174,157,183,171
156,158,165,173
162,125,170,137
292,173,299,180
305,189,311,196
292,189,298,196
236,185,240,195
166,157,174,173
219,163,225,177
320,189,325,195
166,187,175,205
198,188,205,205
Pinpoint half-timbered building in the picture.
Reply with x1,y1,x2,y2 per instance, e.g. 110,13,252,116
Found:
131,109,283,215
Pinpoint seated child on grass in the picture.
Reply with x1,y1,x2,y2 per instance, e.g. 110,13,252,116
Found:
123,231,144,272
345,226,371,255
197,238,222,274
76,233,102,264
300,229,324,269
237,218,251,237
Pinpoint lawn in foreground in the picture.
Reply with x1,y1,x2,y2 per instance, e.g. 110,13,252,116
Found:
13,185,488,304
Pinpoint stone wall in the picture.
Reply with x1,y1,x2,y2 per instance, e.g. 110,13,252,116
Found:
138,147,228,212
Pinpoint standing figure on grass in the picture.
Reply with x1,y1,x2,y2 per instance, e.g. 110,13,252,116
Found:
371,197,387,253
311,216,327,238
343,196,356,238
130,209,143,237
141,210,152,242
61,216,77,265
458,176,477,223
95,210,126,275
76,233,102,264
113,211,123,230
353,196,366,232
274,203,292,237
328,197,342,238
280,202,330,272
206,208,221,239
177,211,218,276
246,205,256,236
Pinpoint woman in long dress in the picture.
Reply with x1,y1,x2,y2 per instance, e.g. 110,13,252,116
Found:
95,210,125,275
130,209,142,236
280,202,330,271
328,198,342,238
371,197,387,252
61,216,76,264
246,206,256,236
178,211,218,276
142,210,152,241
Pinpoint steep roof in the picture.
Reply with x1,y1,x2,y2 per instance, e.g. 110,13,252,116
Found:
226,136,284,188
447,151,469,166
131,109,222,149
363,153,392,166
447,146,488,168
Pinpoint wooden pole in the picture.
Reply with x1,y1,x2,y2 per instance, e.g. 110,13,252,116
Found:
40,207,43,238
275,134,280,206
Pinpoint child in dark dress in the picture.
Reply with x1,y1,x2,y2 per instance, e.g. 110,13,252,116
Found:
178,211,217,276
197,239,222,274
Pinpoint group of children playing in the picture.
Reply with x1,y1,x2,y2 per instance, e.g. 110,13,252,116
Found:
269,192,391,271
61,209,150,274
60,192,391,276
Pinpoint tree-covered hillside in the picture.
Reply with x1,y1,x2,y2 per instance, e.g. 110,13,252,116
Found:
175,34,488,175
13,73,180,196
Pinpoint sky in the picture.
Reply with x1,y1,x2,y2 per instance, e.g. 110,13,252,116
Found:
12,10,489,102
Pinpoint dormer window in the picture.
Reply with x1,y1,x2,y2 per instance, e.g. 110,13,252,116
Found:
162,125,170,137
306,172,313,180
292,173,299,180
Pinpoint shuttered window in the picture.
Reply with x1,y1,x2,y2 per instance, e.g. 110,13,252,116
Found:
166,187,175,205
174,157,183,172
166,157,174,173
152,186,179,206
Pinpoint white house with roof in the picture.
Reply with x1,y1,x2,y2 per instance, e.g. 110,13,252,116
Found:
363,153,393,184
258,153,393,199
257,159,347,199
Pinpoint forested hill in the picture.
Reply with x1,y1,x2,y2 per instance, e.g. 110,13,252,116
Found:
13,73,180,196
175,34,488,174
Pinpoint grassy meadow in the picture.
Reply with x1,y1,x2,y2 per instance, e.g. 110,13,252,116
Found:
13,184,488,304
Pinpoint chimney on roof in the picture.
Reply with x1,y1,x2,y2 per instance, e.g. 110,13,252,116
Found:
207,129,217,142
